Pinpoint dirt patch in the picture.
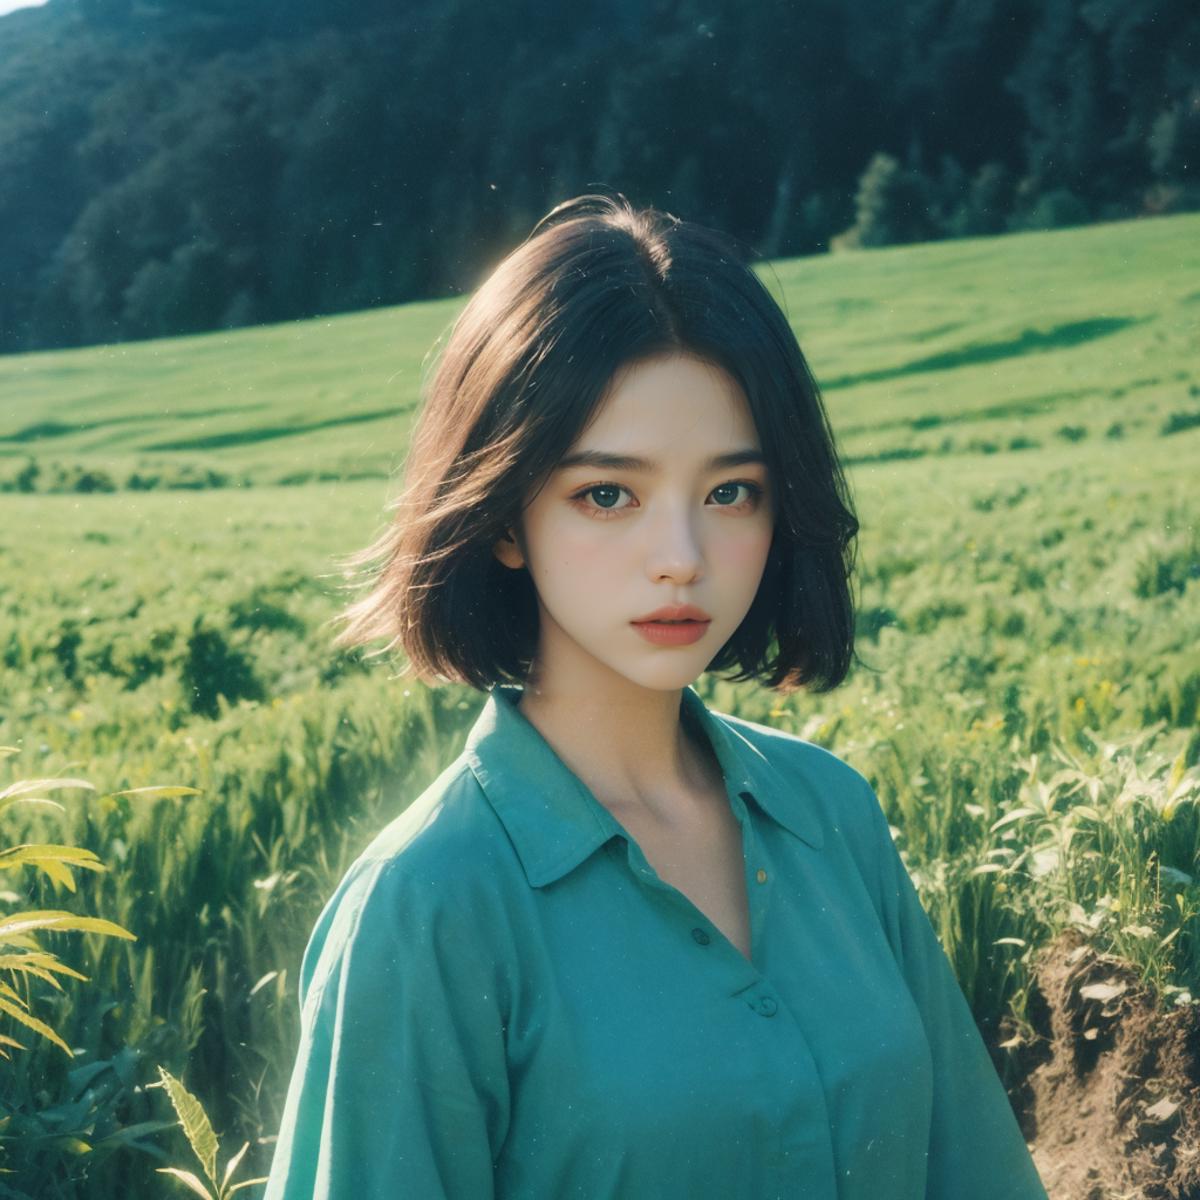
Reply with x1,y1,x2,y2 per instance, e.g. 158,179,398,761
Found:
995,927,1200,1199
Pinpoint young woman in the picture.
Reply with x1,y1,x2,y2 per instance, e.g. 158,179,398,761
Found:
263,192,1048,1199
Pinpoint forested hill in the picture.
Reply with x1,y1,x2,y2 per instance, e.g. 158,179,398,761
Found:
1,0,1196,356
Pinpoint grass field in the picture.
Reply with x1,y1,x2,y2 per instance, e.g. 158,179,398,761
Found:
1,211,1198,1198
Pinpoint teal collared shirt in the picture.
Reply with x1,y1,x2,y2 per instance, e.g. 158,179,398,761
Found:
264,684,1048,1199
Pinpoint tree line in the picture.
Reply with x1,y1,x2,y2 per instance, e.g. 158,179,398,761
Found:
0,0,1195,354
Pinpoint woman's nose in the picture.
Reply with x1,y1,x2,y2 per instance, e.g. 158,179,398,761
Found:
644,503,704,578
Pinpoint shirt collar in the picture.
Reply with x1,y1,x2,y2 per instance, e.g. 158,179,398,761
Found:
464,683,824,889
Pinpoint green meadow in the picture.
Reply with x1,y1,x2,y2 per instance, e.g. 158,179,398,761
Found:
1,211,1198,1197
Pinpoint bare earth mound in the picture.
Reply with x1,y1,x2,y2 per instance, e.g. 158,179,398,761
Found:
998,928,1200,1199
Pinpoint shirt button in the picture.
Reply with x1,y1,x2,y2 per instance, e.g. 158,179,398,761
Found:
756,868,768,884
691,927,711,946
756,996,778,1017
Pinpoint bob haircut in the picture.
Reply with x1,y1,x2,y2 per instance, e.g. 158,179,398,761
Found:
333,191,860,695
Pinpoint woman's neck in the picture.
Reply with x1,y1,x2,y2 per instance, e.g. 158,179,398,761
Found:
515,681,726,826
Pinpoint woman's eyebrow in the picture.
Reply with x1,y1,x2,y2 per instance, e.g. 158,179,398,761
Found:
557,449,767,472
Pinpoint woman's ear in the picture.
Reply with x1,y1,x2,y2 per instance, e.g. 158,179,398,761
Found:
493,527,525,569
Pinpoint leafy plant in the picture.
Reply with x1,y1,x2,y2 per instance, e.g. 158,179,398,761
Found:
0,753,137,1059
0,1040,179,1189
154,1067,268,1200
180,620,264,719
0,756,208,1196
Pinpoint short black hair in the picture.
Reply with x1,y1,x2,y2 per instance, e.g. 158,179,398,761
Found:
333,191,861,694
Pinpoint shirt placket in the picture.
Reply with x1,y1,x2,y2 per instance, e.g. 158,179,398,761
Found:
620,789,840,1196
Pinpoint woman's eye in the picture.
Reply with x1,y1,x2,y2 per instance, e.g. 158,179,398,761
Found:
569,480,764,519
573,483,630,514
711,481,763,508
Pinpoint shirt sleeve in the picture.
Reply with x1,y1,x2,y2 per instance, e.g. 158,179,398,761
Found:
262,856,508,1200
859,779,1049,1200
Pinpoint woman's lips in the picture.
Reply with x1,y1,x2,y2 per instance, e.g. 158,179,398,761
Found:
631,619,711,646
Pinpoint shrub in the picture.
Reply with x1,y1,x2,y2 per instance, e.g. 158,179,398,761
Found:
1135,540,1200,598
857,606,902,641
1010,187,1090,232
832,152,938,249
73,468,118,494
179,621,264,719
1161,411,1200,436
15,459,39,494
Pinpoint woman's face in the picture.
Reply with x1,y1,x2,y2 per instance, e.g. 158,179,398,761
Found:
493,351,775,692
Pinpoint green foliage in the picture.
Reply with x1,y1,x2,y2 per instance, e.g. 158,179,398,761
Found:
1011,188,1092,232
13,461,38,494
0,0,1197,352
945,163,1016,238
154,1067,267,1200
179,622,264,720
228,578,309,637
0,764,184,1197
0,461,241,495
0,1041,180,1198
1134,537,1200,600
1056,424,1088,442
835,152,938,250
0,763,137,1060
1162,411,1200,437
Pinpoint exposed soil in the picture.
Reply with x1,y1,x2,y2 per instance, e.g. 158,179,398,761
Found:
994,927,1200,1199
